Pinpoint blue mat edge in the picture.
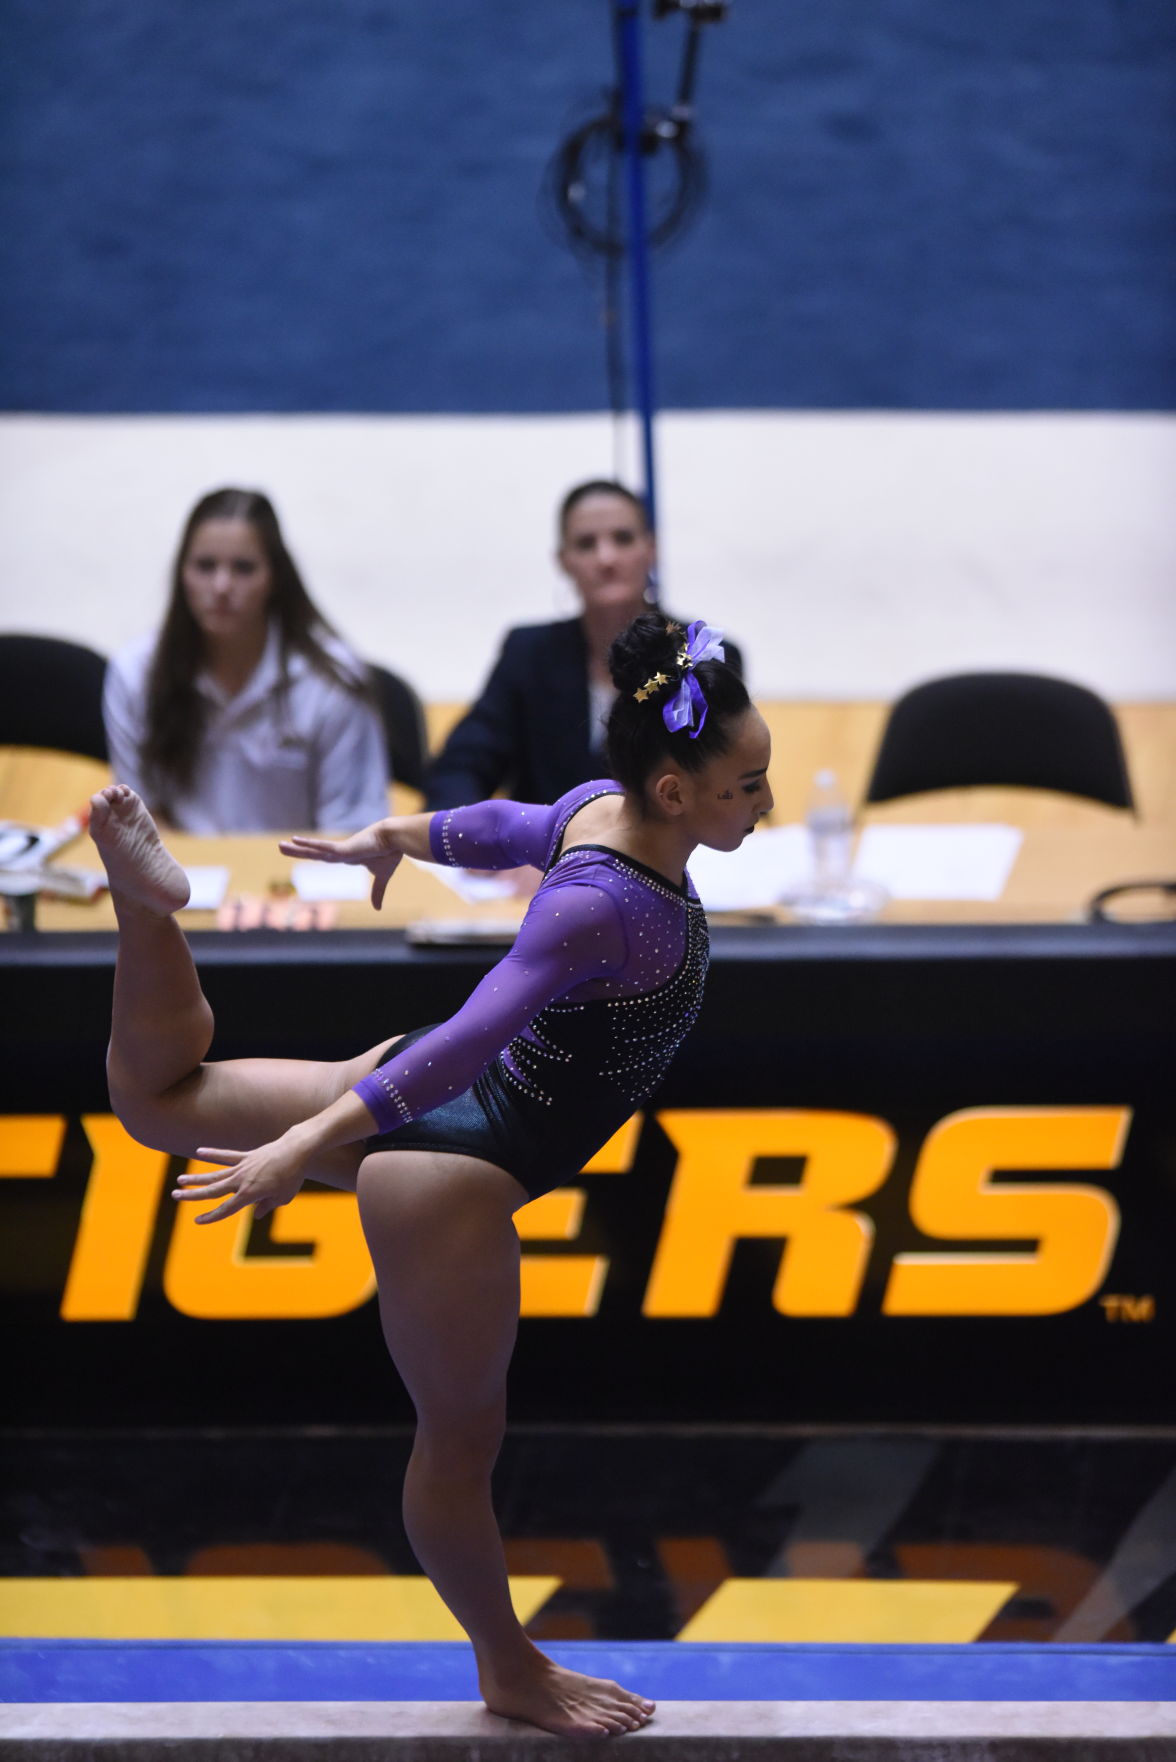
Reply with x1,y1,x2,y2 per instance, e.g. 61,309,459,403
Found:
3,1640,1174,1705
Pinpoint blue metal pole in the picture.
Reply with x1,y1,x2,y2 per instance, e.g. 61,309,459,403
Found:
613,0,659,540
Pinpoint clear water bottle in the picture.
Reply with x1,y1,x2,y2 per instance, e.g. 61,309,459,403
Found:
805,768,853,893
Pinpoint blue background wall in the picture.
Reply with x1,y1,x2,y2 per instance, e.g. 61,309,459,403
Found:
3,0,1174,413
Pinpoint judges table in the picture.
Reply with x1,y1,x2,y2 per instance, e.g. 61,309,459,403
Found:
2,708,1175,1432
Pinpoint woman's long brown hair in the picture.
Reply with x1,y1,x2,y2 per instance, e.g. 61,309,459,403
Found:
141,488,369,814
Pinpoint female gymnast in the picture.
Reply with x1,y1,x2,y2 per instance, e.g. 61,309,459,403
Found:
89,610,772,1737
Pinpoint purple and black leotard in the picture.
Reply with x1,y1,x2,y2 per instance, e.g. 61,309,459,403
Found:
352,779,709,1199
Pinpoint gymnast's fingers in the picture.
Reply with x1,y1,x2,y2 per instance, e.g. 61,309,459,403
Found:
192,1189,254,1225
172,1172,237,1202
278,836,343,861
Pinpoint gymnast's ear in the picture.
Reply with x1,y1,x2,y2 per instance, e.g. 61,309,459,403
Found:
648,768,688,818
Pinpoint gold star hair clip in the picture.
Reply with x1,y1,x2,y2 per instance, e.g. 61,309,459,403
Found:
634,671,670,703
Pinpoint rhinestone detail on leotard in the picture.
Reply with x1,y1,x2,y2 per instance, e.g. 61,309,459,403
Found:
438,811,461,867
497,849,708,1110
372,1069,414,1125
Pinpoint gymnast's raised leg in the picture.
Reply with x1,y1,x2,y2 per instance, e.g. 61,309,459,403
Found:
89,783,386,1188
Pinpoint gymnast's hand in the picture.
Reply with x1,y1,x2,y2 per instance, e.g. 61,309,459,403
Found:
172,1134,310,1224
279,821,405,909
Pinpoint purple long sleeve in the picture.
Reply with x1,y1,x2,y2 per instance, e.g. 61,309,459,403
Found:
353,876,629,1133
427,780,624,873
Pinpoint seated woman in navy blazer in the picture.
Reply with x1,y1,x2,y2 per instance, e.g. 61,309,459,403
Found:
425,480,744,811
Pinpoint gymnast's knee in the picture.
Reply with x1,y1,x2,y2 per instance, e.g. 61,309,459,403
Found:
411,1404,507,1480
105,1063,199,1156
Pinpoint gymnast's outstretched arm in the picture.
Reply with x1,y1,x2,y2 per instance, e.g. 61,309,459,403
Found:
279,794,564,899
177,875,627,1222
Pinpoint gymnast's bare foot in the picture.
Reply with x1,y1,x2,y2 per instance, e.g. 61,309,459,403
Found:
89,785,190,916
480,1652,655,1738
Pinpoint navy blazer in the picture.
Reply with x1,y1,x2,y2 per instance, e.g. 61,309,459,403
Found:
425,616,745,811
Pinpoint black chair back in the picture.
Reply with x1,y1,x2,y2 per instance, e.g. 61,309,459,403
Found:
368,663,428,794
865,672,1134,811
0,634,109,762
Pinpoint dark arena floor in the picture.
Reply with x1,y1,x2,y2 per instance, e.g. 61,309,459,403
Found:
4,1424,1176,1757
5,1424,1176,1645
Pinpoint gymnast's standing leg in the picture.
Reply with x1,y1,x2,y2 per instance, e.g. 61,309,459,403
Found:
357,1147,654,1735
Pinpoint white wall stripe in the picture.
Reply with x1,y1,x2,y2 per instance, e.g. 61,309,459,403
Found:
1,411,1173,701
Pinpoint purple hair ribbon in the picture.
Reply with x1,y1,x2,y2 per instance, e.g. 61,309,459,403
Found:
662,621,726,739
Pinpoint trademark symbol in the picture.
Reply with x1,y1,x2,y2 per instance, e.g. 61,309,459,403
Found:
1099,1294,1156,1323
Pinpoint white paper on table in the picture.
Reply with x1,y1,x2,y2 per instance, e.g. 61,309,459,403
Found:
181,865,231,910
0,826,46,869
409,857,519,904
290,860,373,902
853,824,1023,901
687,824,813,912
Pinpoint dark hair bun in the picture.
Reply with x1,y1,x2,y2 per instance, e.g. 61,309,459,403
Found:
604,609,751,793
607,610,683,701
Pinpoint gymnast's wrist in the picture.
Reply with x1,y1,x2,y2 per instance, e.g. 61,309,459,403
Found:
280,1120,325,1163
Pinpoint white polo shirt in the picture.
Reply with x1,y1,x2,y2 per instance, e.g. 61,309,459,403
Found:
103,623,391,833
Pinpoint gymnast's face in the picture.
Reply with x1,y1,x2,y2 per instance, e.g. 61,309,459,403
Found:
558,493,656,617
181,518,273,647
678,707,774,852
